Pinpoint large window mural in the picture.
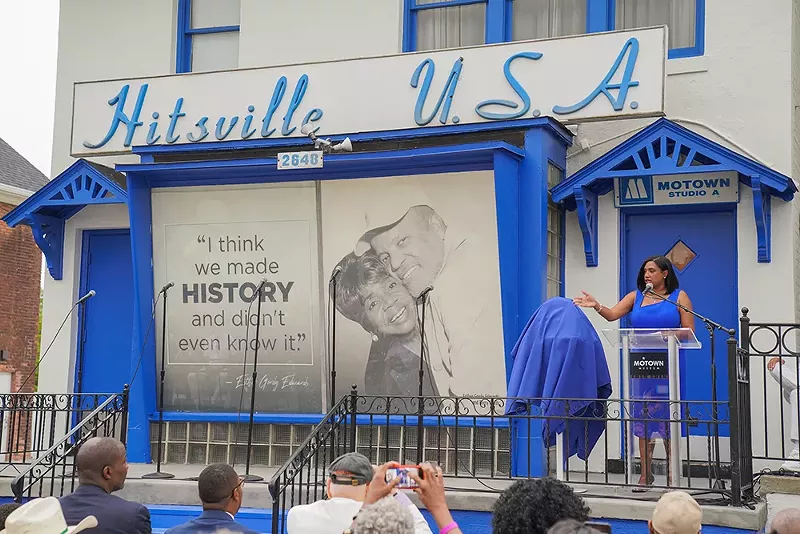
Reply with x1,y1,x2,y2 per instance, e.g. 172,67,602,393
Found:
151,172,506,414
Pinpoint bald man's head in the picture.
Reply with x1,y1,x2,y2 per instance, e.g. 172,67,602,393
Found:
772,509,800,534
75,437,129,493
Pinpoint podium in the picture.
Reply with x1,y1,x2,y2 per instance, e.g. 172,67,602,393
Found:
602,328,701,487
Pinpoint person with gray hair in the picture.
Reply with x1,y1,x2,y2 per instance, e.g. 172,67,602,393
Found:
548,520,603,534
287,453,431,534
353,498,415,534
770,508,800,534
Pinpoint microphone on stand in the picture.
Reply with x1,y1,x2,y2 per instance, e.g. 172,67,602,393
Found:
17,290,97,394
328,266,343,407
160,282,174,293
643,283,654,295
416,285,434,462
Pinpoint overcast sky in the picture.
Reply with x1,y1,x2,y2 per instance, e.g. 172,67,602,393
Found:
0,0,59,177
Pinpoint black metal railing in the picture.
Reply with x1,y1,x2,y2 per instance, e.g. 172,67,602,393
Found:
0,391,121,471
11,386,129,502
739,308,800,467
269,375,751,533
269,389,355,534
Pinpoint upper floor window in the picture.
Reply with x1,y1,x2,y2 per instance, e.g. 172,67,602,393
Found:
546,162,565,300
176,0,241,73
403,0,704,59
615,0,699,58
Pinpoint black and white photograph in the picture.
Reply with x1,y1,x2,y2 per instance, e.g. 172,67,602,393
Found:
323,172,507,399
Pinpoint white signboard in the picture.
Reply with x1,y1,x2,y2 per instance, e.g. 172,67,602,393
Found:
71,27,667,156
614,172,740,207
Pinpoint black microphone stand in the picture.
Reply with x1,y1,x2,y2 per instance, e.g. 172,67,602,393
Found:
243,283,265,482
329,269,342,408
645,288,734,490
416,286,433,463
74,298,89,423
143,283,175,479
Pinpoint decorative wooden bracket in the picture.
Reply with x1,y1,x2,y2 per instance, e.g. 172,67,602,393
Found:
29,214,65,280
751,174,772,263
574,185,598,267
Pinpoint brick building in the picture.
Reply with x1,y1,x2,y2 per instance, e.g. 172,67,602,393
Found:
0,137,48,394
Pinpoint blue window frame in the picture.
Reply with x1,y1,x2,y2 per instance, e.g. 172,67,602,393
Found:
403,0,704,59
176,0,241,74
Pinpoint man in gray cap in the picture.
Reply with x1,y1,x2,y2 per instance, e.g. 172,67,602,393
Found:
286,453,431,534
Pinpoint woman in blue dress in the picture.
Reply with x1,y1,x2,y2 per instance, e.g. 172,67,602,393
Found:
573,255,694,486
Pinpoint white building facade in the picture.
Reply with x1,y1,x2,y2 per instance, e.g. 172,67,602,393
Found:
6,0,799,473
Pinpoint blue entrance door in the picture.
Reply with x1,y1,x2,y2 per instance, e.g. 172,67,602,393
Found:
76,230,134,395
623,207,737,437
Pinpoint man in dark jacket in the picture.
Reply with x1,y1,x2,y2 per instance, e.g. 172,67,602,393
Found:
165,463,258,534
60,437,151,534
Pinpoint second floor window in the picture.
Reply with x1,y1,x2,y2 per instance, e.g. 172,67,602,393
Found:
404,0,704,59
177,0,241,73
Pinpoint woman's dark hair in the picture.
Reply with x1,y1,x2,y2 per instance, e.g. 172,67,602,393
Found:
492,478,590,534
636,255,679,294
333,251,393,332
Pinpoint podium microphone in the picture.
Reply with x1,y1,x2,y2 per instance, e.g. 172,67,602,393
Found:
160,282,174,293
17,290,97,394
643,283,653,295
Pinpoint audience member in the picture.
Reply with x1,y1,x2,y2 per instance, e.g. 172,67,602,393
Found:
287,453,430,534
548,520,603,534
59,437,151,534
0,503,21,530
2,496,97,534
165,463,257,534
492,478,589,534
649,491,702,534
771,509,800,534
352,498,415,534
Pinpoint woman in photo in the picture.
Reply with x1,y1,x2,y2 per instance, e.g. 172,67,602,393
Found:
573,255,694,486
333,251,439,397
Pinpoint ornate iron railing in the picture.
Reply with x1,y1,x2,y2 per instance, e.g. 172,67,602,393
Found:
0,391,121,471
269,377,751,534
11,386,129,502
268,389,355,534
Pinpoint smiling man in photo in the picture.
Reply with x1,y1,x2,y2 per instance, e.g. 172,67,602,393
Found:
355,204,506,397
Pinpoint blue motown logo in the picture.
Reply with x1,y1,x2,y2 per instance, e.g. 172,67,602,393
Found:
618,177,654,205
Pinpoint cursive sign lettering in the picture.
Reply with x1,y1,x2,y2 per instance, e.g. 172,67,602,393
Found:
83,75,324,150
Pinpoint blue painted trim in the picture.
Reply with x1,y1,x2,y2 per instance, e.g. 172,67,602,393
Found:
402,0,416,53
2,159,128,280
29,215,65,280
149,411,511,428
130,117,573,157
176,0,192,74
551,118,796,211
118,142,525,188
485,0,506,44
409,0,486,10
665,0,705,59
574,186,598,267
751,175,772,263
586,0,611,33
185,25,239,35
493,150,520,385
121,129,567,467
126,174,156,463
3,159,128,228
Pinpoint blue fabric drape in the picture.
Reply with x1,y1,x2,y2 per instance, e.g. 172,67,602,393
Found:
506,297,612,460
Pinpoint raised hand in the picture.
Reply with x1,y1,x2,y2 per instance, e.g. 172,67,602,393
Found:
572,290,598,309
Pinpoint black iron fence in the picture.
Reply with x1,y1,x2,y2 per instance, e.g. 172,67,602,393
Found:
269,360,753,534
0,391,122,470
739,308,800,466
11,386,129,502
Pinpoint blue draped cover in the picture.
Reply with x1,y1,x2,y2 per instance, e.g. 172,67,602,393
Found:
506,297,613,460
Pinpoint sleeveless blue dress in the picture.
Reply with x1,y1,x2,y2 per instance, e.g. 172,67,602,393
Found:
629,290,681,439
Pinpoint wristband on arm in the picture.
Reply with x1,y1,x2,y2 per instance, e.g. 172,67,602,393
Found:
440,522,460,534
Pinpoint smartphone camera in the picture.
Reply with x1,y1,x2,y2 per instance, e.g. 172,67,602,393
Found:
385,465,423,489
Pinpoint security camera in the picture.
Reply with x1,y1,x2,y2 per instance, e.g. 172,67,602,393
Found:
300,124,352,153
